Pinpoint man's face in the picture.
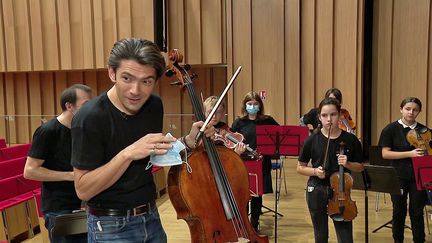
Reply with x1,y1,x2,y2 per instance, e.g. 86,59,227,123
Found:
109,60,157,115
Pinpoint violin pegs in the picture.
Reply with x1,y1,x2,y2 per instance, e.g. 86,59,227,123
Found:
190,73,198,80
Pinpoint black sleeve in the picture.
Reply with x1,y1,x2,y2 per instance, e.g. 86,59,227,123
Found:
348,133,364,163
71,111,107,170
28,125,53,160
298,135,313,163
231,118,241,133
302,108,319,126
378,123,393,148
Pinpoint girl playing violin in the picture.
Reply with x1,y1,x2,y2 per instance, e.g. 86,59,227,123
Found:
231,91,279,232
297,97,364,243
378,96,428,243
203,96,246,155
300,88,356,134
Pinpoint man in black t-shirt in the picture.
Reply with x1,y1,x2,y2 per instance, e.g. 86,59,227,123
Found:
24,84,92,243
71,38,214,243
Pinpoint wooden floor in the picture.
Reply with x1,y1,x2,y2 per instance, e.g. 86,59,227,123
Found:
24,158,432,242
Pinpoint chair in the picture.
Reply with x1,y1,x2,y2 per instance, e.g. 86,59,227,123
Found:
368,145,391,211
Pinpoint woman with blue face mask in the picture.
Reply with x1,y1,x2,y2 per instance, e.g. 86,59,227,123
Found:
231,91,279,233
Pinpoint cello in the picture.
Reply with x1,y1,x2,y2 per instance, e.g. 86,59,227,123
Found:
327,142,358,221
166,49,268,243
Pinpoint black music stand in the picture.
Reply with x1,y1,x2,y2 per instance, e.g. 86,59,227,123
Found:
256,125,308,242
352,164,402,240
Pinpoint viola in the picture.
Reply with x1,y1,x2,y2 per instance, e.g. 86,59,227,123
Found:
327,142,358,221
214,128,263,160
166,49,268,243
406,127,432,155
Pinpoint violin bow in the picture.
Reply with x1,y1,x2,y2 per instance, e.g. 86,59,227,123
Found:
322,123,333,171
194,66,242,144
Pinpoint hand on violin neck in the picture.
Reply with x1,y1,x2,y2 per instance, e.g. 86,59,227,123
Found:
337,154,348,167
411,148,425,157
233,142,247,155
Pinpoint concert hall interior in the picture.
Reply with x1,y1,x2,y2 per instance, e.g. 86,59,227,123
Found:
0,0,432,243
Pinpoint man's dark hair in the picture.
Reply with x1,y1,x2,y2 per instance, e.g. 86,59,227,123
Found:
107,38,166,80
60,84,92,111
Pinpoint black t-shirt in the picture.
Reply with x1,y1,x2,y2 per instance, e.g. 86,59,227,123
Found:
28,118,81,213
231,116,279,174
298,130,364,186
378,121,428,181
71,93,163,209
302,108,320,129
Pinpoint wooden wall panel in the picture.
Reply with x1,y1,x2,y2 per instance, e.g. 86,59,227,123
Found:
131,0,154,40
0,0,5,72
315,0,333,104
372,0,392,144
252,0,285,124
285,0,301,125
29,0,44,71
42,0,60,70
168,0,224,65
0,0,158,72
227,0,364,135
300,0,316,115
372,0,432,144
0,75,6,139
334,0,360,134
229,0,252,120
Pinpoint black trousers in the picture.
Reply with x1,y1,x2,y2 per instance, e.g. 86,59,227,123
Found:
391,179,426,243
306,183,353,243
250,196,262,227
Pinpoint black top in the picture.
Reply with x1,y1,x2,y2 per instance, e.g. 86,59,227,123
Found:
378,121,428,181
302,108,320,129
298,130,364,186
71,93,163,209
28,118,81,213
231,116,278,173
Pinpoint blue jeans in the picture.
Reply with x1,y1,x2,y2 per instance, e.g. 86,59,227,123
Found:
87,207,167,243
44,210,87,243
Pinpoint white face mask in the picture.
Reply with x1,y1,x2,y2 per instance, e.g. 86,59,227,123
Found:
146,133,187,169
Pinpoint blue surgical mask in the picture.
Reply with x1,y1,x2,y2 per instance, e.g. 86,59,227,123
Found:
246,104,260,115
146,133,187,170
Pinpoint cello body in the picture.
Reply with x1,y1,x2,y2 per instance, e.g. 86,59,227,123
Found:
168,146,268,243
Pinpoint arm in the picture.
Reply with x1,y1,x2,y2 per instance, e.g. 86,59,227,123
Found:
338,155,364,172
24,157,74,181
74,133,176,201
381,146,423,160
296,161,325,179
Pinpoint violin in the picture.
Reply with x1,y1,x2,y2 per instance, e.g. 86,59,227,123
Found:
339,109,355,134
166,49,268,243
327,142,358,221
406,127,432,155
214,128,263,160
